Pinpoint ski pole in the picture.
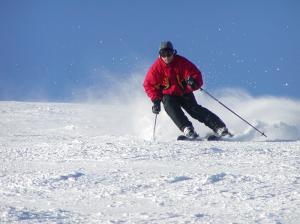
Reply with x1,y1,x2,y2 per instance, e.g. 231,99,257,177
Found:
200,87,267,138
153,114,158,141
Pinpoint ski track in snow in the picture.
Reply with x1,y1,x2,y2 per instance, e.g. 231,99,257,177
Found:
0,101,300,223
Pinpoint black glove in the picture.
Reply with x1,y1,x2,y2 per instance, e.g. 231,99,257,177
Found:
187,76,197,90
152,99,161,114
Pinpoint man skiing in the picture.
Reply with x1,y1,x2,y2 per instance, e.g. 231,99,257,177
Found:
143,41,230,139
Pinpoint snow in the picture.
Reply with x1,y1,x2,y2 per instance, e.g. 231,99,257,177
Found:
1,96,300,223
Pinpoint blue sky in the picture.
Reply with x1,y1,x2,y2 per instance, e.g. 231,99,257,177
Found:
0,0,299,101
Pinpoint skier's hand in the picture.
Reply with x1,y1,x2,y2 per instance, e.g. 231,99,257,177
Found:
152,99,161,114
187,76,197,90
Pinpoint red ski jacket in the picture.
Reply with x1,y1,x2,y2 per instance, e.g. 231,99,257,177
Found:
143,55,203,101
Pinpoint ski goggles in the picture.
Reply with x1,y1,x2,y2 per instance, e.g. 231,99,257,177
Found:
159,49,174,58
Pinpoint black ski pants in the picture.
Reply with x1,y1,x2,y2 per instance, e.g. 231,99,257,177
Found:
162,93,226,132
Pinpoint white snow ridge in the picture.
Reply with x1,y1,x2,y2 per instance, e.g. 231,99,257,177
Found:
0,98,300,223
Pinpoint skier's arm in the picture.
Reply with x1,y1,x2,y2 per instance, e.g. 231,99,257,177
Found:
182,58,203,91
143,66,163,102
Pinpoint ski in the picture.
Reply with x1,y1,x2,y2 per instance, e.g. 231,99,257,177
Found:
177,133,233,141
177,135,220,141
177,135,203,141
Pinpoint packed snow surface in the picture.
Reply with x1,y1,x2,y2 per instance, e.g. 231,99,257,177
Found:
1,98,300,223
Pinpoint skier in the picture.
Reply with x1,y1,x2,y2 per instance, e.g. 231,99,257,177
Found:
143,41,230,139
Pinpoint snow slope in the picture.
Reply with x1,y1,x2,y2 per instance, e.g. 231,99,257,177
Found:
0,100,300,223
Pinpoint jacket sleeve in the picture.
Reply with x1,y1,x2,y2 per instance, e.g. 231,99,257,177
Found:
143,63,163,102
182,57,203,91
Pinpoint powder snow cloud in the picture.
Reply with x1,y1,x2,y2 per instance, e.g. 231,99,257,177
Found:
72,71,300,141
